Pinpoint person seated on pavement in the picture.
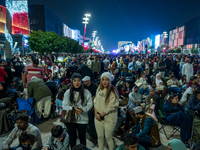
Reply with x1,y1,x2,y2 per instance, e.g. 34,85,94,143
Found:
121,81,132,98
119,103,139,138
152,73,168,99
129,86,142,107
116,133,145,150
162,94,192,147
27,76,52,120
116,75,125,88
187,88,200,114
15,132,37,150
145,88,158,111
2,113,42,150
139,72,150,96
180,87,194,108
167,75,182,99
44,125,69,150
0,82,15,112
72,144,91,150
130,106,161,150
167,139,187,150
187,76,200,89
179,75,187,90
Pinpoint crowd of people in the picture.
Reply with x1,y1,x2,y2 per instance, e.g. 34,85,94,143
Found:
0,52,200,150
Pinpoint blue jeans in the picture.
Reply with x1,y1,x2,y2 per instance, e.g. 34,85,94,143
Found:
121,72,127,76
181,84,187,90
168,87,182,96
139,87,150,95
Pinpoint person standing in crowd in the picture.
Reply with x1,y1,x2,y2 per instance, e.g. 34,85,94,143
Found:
27,76,52,120
171,58,180,80
128,59,138,76
23,57,44,87
182,59,194,82
99,57,104,74
91,56,101,80
44,125,69,150
77,62,94,82
2,114,42,150
94,72,119,150
13,57,24,79
82,76,98,144
136,58,143,77
0,61,7,82
63,73,93,149
103,57,110,72
158,59,166,79
1,60,13,89
120,60,128,76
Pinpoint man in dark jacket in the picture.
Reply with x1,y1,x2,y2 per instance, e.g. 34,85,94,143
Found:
1,60,13,89
13,57,24,79
77,63,94,81
82,76,98,144
27,77,52,119
164,56,172,77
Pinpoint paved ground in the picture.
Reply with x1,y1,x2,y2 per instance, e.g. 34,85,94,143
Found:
0,118,183,150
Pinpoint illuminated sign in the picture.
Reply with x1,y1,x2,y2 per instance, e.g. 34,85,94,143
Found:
155,34,160,49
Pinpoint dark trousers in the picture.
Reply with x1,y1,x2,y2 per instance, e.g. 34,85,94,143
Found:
166,111,192,142
65,123,87,149
94,72,98,80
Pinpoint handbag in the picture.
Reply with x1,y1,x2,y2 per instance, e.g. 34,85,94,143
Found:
60,93,80,124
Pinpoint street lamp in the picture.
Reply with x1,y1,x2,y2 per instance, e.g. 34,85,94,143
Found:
163,31,168,52
82,13,91,49
92,31,97,41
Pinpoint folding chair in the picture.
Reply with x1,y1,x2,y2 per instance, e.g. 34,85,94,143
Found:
155,97,181,140
17,97,41,124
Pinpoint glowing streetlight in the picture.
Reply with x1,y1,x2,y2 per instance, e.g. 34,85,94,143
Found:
82,13,91,49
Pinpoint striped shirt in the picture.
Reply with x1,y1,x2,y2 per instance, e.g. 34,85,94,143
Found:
25,64,44,83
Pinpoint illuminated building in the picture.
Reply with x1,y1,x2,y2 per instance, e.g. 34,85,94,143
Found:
169,26,185,49
0,0,29,35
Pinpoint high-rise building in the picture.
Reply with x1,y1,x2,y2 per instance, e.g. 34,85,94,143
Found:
28,5,63,36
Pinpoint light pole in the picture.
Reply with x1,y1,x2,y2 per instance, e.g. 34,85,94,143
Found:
82,13,91,49
163,31,168,50
92,31,97,41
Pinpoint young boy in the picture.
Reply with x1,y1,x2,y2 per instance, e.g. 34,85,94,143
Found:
15,132,35,150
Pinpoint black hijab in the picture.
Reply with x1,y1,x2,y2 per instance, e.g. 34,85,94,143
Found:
0,82,15,99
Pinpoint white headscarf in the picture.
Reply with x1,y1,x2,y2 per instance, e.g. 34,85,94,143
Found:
156,73,163,85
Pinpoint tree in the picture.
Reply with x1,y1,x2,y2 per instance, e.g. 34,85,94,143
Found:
191,47,198,54
28,30,62,54
28,30,84,54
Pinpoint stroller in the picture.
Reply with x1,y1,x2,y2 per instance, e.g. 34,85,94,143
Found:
190,103,200,149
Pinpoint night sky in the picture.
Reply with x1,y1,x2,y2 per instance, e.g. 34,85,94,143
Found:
29,0,200,50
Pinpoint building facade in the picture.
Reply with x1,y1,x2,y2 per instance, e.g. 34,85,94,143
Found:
28,5,63,36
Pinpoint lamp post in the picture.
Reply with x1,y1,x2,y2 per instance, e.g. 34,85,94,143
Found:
82,13,91,49
163,31,168,50
92,31,97,41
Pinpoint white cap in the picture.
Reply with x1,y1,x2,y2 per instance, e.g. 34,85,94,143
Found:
82,76,91,81
101,72,114,81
